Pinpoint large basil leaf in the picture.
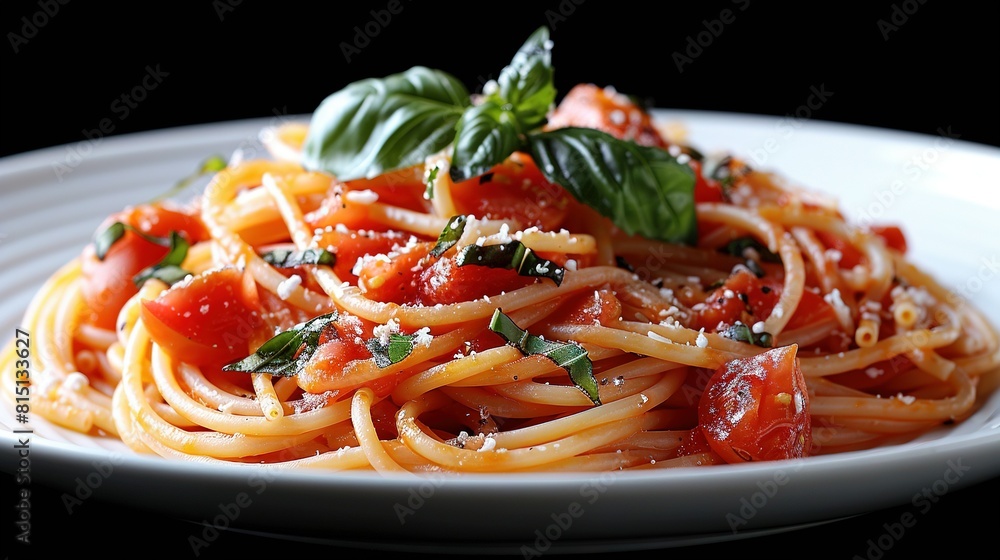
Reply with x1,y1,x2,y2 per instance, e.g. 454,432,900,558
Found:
449,26,555,183
302,66,470,180
449,100,524,183
498,26,555,132
527,127,697,245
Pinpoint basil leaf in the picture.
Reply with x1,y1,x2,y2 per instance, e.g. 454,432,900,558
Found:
455,241,564,286
262,248,335,268
94,222,127,260
721,322,774,348
302,66,470,180
366,333,418,368
527,127,697,245
430,215,467,257
497,26,555,133
132,232,192,287
223,312,340,377
449,100,524,183
449,27,554,183
424,165,439,200
488,308,599,405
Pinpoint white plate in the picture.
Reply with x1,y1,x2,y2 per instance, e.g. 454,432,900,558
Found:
2,113,999,553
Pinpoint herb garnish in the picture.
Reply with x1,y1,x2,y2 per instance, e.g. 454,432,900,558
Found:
366,332,422,368
488,308,599,405
721,322,774,348
456,241,564,286
261,248,336,268
94,222,193,287
223,312,340,377
301,27,696,245
429,215,467,257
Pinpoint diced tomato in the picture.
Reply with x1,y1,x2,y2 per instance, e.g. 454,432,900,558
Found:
815,231,864,269
342,166,431,214
688,159,726,204
355,242,434,305
698,344,811,463
298,331,418,396
140,267,266,366
81,204,208,330
690,270,836,333
871,225,907,254
416,257,535,306
311,227,415,284
546,83,668,148
449,155,572,231
548,289,622,326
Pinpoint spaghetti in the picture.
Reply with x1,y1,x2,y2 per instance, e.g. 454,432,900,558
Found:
3,36,999,474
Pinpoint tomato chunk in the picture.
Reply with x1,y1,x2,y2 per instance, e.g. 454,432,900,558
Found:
871,224,907,254
449,155,572,231
140,267,266,366
546,83,668,148
698,344,811,463
416,257,535,306
81,204,207,329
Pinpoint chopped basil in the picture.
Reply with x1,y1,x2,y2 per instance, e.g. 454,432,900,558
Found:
132,231,191,287
429,215,467,257
488,308,599,405
366,333,419,368
721,322,774,348
94,222,193,287
455,240,564,286
223,312,340,377
94,222,127,260
261,248,335,268
424,165,439,200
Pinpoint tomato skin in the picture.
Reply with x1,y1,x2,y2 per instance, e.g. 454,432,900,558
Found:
449,155,572,231
688,159,726,204
548,289,622,326
546,83,668,148
416,257,535,306
871,225,907,254
140,267,266,367
698,344,811,463
81,204,207,329
691,269,836,333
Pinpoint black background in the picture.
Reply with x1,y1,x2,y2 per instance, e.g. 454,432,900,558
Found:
2,1,999,559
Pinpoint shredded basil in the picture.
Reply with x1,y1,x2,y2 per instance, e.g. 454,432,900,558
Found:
488,308,599,405
94,222,193,287
424,165,439,200
261,248,335,268
223,312,340,377
366,333,419,368
429,215,467,257
132,231,191,287
721,322,774,348
94,222,127,260
455,240,564,286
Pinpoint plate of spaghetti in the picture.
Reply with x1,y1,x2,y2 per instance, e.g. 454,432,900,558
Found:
3,27,999,552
